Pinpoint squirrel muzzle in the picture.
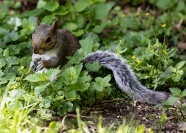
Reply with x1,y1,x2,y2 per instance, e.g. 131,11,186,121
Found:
33,47,44,55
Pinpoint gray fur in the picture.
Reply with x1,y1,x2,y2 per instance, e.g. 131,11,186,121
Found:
83,51,169,105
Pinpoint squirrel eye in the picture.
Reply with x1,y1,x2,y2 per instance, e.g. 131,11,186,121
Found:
45,37,51,44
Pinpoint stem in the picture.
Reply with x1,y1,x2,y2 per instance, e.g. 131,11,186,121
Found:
179,97,186,120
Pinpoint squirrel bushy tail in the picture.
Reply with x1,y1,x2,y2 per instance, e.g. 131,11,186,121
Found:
83,51,169,105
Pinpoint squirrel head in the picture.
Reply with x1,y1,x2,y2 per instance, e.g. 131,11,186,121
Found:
32,18,58,55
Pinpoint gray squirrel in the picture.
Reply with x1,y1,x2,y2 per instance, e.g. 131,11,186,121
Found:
30,19,169,105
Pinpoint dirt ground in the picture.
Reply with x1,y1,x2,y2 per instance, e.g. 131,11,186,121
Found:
59,99,186,133
99,100,182,133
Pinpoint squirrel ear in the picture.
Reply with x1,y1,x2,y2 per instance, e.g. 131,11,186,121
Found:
36,17,40,27
51,20,58,35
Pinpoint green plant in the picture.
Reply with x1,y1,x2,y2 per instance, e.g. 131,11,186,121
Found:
128,39,179,90
168,61,185,82
0,81,39,132
162,88,186,121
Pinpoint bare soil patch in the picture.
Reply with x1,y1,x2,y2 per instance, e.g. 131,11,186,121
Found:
59,99,186,133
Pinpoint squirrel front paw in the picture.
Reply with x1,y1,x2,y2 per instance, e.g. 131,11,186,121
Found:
30,59,38,71
30,58,44,72
36,60,45,71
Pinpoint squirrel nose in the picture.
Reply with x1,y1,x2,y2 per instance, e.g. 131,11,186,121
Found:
33,48,39,54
